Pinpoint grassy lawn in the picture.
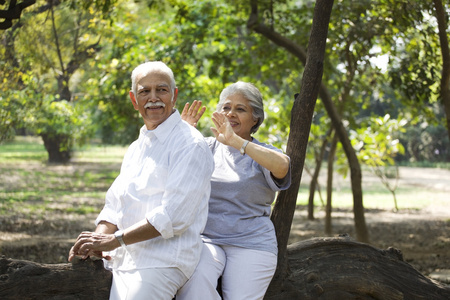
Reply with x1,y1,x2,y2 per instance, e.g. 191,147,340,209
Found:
296,186,449,211
1,136,448,217
0,136,125,217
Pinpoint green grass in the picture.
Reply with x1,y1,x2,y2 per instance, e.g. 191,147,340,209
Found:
398,160,450,170
1,136,448,216
0,136,126,216
0,136,48,162
0,136,128,164
296,187,448,211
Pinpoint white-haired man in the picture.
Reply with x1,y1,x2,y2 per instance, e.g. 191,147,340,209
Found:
69,61,214,299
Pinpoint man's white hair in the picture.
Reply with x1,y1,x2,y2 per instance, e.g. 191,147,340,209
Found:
130,61,176,96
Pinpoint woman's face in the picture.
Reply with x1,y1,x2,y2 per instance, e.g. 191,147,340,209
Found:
219,93,257,140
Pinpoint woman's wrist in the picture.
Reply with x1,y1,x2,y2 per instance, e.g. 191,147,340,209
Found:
229,135,245,150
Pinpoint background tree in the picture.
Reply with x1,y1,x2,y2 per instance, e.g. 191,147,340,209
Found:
1,0,449,257
1,0,110,162
433,0,450,145
247,0,374,243
386,0,450,161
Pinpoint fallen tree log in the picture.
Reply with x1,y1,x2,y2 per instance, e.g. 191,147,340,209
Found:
1,237,449,299
265,236,450,299
0,256,111,299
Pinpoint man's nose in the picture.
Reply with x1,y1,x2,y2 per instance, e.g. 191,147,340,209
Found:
148,90,159,101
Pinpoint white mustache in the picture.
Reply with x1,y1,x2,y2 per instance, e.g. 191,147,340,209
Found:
144,101,166,108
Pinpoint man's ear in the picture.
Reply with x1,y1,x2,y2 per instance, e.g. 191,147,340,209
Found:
172,88,178,105
130,91,138,110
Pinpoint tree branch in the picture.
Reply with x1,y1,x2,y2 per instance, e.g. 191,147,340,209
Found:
0,0,36,30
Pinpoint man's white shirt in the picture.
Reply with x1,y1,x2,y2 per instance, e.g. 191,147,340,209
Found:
96,111,214,278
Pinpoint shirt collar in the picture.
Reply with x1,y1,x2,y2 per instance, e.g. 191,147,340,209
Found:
139,109,181,144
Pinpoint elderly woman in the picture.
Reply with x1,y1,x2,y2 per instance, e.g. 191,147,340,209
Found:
177,81,291,300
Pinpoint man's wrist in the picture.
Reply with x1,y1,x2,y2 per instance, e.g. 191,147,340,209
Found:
114,230,126,248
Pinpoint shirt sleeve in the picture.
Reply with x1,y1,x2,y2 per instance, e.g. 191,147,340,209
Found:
95,141,138,227
261,147,292,191
95,179,120,226
145,142,214,239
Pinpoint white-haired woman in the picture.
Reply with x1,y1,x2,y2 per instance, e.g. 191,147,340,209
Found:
177,81,291,300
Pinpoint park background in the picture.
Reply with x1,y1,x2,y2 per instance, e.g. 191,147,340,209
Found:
1,0,449,288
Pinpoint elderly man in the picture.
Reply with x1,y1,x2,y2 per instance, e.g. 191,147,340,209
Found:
68,61,214,300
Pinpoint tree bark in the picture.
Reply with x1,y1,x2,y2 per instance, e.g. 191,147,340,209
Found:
0,256,112,299
307,128,331,220
325,131,338,234
432,0,450,148
264,237,450,300
41,133,72,164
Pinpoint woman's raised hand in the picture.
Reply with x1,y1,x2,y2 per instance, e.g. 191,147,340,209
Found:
211,112,236,145
181,100,206,128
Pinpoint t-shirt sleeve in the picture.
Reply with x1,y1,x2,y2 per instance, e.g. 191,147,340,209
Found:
260,146,291,191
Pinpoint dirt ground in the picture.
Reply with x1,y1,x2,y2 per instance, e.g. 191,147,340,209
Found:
289,167,450,284
0,165,449,285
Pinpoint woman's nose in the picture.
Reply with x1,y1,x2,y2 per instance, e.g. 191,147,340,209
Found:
225,109,235,117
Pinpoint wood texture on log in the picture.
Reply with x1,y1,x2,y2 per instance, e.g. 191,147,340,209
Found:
265,237,450,300
2,237,450,300
0,256,111,300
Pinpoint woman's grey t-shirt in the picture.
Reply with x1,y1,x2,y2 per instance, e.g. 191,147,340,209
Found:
201,137,291,255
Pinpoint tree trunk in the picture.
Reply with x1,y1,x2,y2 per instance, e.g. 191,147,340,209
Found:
307,128,331,220
318,85,368,243
325,132,338,234
432,0,450,148
41,133,72,164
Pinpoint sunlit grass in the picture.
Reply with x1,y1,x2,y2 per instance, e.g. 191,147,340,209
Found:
0,136,47,162
0,136,128,163
297,187,448,211
1,135,448,216
72,144,127,163
0,136,125,216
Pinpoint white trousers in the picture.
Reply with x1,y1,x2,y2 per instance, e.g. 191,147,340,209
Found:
110,267,187,300
177,242,277,300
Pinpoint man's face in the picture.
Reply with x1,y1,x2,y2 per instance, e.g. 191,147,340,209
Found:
130,72,178,130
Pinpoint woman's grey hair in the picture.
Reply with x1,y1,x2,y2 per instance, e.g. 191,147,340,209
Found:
217,81,265,134
130,61,176,96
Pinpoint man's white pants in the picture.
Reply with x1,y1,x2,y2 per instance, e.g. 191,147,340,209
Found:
110,267,187,300
177,242,277,300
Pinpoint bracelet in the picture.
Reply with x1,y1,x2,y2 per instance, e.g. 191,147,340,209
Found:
240,140,250,155
114,230,126,248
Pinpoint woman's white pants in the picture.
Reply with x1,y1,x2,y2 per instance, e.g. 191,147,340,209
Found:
177,242,277,300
